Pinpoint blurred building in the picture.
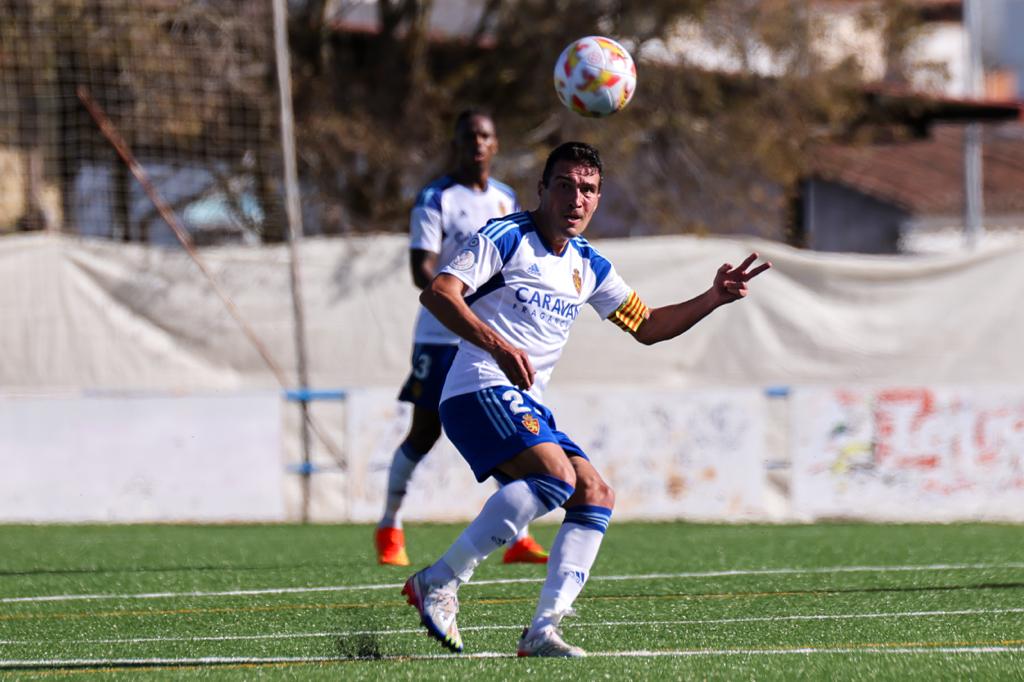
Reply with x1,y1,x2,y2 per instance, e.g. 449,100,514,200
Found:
798,0,1024,253
980,0,1024,99
805,122,1024,253
650,0,1024,252
329,0,497,42
583,0,1024,252
642,0,969,92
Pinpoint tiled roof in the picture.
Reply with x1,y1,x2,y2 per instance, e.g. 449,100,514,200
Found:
812,0,959,9
811,0,963,21
810,123,1024,215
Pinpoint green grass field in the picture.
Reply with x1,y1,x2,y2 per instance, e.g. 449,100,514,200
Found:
2,523,1023,680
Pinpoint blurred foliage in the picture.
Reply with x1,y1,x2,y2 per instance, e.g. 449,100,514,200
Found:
0,0,934,243
295,0,931,241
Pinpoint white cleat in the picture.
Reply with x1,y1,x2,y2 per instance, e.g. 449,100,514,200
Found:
402,569,463,653
516,623,586,658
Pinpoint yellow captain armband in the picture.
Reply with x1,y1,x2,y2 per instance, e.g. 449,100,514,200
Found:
608,291,650,333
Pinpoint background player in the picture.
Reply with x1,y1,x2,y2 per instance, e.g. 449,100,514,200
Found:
375,109,549,566
401,142,770,656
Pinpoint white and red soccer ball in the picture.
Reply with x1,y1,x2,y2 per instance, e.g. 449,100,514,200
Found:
553,36,637,118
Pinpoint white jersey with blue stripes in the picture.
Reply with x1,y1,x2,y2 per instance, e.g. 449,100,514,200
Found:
438,211,633,403
409,175,518,345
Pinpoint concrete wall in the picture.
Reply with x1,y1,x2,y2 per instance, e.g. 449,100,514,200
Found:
6,385,1023,524
0,391,285,523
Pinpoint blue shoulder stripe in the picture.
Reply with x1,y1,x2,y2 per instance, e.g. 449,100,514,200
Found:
414,175,456,211
480,211,531,264
481,217,517,240
570,237,612,287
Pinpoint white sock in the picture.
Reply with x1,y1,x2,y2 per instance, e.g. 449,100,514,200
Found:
379,443,424,529
529,522,606,632
423,479,560,587
500,481,532,542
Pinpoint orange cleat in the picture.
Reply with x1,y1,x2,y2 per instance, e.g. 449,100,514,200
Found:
375,526,410,566
503,535,549,564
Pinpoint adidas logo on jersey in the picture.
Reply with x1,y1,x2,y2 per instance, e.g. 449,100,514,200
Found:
527,264,542,276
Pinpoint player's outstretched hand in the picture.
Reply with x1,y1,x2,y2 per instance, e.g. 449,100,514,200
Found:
713,253,771,305
492,345,536,391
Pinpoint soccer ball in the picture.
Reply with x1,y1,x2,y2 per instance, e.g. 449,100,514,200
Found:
553,36,637,118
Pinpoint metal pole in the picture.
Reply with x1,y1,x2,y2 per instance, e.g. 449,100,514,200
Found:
963,123,983,249
272,0,314,522
963,0,984,250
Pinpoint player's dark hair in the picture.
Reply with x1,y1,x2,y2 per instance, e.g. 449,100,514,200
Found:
541,142,603,187
454,108,493,135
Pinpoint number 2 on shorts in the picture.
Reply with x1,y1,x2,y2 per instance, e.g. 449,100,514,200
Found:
501,389,532,415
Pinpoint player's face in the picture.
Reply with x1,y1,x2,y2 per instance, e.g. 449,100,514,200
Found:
453,115,498,170
537,161,601,239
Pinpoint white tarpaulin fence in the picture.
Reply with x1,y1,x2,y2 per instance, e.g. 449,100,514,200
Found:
5,232,1024,391
3,233,1023,522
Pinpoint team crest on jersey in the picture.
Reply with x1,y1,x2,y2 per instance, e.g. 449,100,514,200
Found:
522,413,540,435
572,268,582,295
450,248,476,271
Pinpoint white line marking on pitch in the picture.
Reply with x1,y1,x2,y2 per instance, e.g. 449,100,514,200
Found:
2,607,1023,646
2,645,1024,668
3,562,1023,605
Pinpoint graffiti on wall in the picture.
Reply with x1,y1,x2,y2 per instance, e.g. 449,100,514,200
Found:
792,387,1024,520
343,387,766,522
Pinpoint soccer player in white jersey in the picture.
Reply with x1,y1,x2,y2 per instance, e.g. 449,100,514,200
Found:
376,109,549,566
401,142,771,656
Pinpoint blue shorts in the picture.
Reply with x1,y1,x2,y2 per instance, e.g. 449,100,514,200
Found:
398,343,460,410
439,386,588,482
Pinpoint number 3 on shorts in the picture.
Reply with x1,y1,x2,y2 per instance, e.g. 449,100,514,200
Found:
501,389,532,415
413,353,431,380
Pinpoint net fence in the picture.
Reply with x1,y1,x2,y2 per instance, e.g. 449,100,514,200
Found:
0,0,285,244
